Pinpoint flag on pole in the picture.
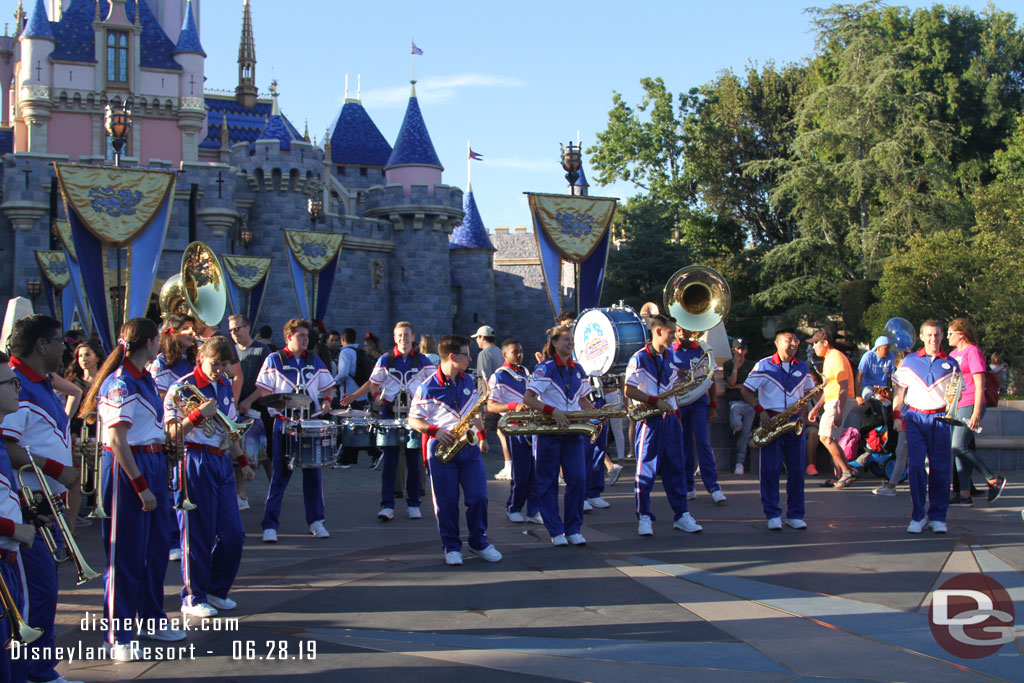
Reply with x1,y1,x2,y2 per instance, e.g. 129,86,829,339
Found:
469,148,483,161
412,41,423,55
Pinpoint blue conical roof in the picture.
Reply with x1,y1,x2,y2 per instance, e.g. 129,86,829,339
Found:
386,95,442,169
23,0,55,40
328,101,392,166
173,0,205,56
256,114,302,151
574,164,589,187
450,191,495,251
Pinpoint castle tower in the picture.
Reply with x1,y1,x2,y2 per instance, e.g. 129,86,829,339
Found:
325,77,391,191
173,0,206,162
573,162,590,197
17,0,55,153
449,186,497,336
235,0,257,109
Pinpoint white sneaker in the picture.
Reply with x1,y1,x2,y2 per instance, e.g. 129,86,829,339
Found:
930,520,948,534
767,517,783,530
673,513,703,533
309,520,330,538
236,495,250,511
377,507,394,521
506,510,525,523
567,533,587,545
873,484,897,496
138,625,187,642
470,544,503,562
181,602,218,618
638,515,654,536
907,518,927,534
262,528,277,543
207,594,237,611
551,534,569,546
36,677,84,683
607,464,623,486
711,490,727,504
407,506,422,520
444,551,463,566
525,512,543,524
102,640,140,662
686,490,697,501
494,463,512,481
785,518,808,530
587,496,610,509
169,548,182,561
734,463,744,475
582,499,593,512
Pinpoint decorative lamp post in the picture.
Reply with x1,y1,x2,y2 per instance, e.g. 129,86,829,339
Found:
560,141,582,188
104,97,133,167
239,225,253,247
307,182,323,227
26,279,42,300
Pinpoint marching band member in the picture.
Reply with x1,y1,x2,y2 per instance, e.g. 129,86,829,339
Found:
409,335,500,565
150,314,196,397
625,315,703,536
740,329,816,530
522,325,597,546
80,318,186,662
486,339,540,524
583,384,611,511
671,324,725,503
165,337,253,618
240,319,334,543
0,315,82,683
891,320,959,534
0,352,38,683
341,322,435,522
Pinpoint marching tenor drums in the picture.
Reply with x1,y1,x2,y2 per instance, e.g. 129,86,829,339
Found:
574,305,649,377
374,419,421,450
284,419,338,468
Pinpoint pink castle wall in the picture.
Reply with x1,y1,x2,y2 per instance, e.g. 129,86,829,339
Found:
385,166,442,196
139,118,181,165
47,111,93,160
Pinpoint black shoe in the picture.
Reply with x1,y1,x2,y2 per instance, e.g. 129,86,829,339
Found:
987,477,1007,503
950,496,973,507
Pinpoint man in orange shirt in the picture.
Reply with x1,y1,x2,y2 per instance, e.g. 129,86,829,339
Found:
807,329,857,488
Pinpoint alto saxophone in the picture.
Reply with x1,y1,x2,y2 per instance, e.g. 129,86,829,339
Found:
498,405,627,443
435,387,490,463
750,383,823,447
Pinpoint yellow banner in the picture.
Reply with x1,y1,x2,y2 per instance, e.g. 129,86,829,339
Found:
35,251,71,289
222,255,272,290
283,230,345,273
54,219,77,261
53,163,177,247
528,193,617,263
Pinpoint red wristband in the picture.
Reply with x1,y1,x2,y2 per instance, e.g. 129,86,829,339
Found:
542,405,555,416
187,409,205,427
476,430,487,443
709,401,718,409
426,425,439,438
42,459,65,479
893,409,901,420
0,518,14,538
754,404,765,414
235,456,248,468
131,475,149,493
507,402,517,411
647,395,660,407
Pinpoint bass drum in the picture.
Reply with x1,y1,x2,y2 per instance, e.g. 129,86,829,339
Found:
574,306,649,377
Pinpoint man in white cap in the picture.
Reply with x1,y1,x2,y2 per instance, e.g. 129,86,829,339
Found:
473,325,508,478
856,335,895,405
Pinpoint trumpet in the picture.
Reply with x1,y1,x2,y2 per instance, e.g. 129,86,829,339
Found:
76,413,108,519
0,570,42,648
497,405,627,443
18,447,99,585
164,411,197,513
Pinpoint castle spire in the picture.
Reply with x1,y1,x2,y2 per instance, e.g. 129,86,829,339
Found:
269,79,279,115
235,0,258,109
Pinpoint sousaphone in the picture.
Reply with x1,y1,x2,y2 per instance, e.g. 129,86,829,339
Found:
158,241,227,327
663,265,731,406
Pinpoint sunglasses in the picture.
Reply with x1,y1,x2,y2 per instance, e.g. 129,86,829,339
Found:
0,377,21,391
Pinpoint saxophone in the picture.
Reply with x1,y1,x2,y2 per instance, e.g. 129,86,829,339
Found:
750,383,823,447
628,353,715,421
435,386,490,463
497,405,627,443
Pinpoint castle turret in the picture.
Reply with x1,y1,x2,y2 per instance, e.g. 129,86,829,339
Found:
17,0,55,153
384,83,443,195
173,0,206,162
326,78,391,189
450,187,497,335
236,0,258,109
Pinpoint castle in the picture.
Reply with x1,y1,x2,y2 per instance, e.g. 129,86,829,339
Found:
0,0,558,354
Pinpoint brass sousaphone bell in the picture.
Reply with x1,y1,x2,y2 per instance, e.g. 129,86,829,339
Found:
158,241,227,327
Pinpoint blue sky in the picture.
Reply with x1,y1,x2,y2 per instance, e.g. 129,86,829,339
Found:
199,0,1010,231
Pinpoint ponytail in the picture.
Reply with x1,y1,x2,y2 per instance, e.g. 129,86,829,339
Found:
79,318,159,419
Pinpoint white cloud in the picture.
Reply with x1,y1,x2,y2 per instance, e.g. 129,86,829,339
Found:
361,73,525,108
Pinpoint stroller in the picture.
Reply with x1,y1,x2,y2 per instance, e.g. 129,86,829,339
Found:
849,393,906,482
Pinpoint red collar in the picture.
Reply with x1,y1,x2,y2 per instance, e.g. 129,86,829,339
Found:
502,361,524,373
9,357,45,383
283,347,307,359
554,353,575,368
393,347,417,359
672,340,699,351
916,348,948,359
644,343,667,359
435,367,466,385
192,363,225,389
770,353,797,365
122,358,145,379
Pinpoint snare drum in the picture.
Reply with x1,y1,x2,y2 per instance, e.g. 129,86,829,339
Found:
575,306,649,376
284,420,338,468
337,417,376,449
374,420,421,449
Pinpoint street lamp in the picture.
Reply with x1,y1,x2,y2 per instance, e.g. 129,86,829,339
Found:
307,181,323,227
104,96,133,167
560,140,582,188
239,215,252,247
26,279,42,299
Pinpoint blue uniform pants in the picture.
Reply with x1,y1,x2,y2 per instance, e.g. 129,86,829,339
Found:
180,446,244,607
759,428,805,520
504,433,539,516
2,558,27,683
679,402,720,494
585,424,609,499
262,419,325,530
634,415,690,521
379,406,421,509
101,450,173,645
905,410,953,523
426,439,489,553
19,527,57,682
533,433,586,537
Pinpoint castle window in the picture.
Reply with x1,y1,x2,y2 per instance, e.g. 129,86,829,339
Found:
106,31,129,84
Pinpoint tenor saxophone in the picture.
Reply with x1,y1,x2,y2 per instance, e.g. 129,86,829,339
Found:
628,357,715,421
497,406,627,443
750,383,823,447
435,387,490,463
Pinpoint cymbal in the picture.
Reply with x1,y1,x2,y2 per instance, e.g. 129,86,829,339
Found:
256,393,314,411
329,408,371,418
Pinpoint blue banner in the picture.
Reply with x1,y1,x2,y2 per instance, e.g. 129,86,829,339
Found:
61,285,77,331
62,245,91,335
248,275,268,329
67,214,114,352
577,228,611,310
42,278,57,321
224,271,241,315
313,251,341,324
287,248,310,321
126,196,172,319
532,214,563,319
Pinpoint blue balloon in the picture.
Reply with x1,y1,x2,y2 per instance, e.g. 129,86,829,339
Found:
884,317,915,352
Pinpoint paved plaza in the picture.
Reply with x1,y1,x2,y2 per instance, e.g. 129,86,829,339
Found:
48,447,1024,682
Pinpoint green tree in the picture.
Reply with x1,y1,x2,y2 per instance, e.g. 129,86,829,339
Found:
601,198,688,309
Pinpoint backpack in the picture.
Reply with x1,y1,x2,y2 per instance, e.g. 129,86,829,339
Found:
838,427,861,461
350,347,374,387
984,368,1001,408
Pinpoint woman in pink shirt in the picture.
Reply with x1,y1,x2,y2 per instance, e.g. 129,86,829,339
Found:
948,318,1006,506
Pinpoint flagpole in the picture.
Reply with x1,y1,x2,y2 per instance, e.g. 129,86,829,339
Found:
467,140,472,191
411,37,416,84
